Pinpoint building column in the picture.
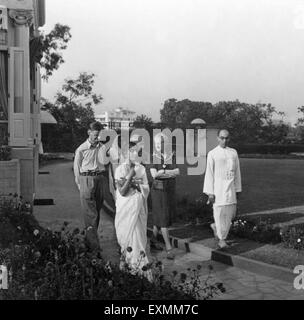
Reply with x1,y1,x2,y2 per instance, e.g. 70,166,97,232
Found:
8,10,36,203
9,9,34,146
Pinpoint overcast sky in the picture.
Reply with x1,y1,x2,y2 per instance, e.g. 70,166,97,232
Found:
41,0,304,124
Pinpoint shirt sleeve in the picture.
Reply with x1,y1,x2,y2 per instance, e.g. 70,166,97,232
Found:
203,152,215,196
234,153,242,193
73,148,82,187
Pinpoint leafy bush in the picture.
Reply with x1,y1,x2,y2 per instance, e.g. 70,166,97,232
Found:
231,218,282,244
0,195,35,248
281,224,304,251
0,197,223,300
0,146,11,161
231,217,304,251
233,144,304,155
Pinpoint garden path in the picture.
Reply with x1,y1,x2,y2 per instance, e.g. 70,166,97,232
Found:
33,161,304,300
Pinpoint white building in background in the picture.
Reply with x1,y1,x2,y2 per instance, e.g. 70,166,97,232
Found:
96,107,136,130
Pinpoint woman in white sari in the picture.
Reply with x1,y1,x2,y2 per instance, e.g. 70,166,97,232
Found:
114,142,152,281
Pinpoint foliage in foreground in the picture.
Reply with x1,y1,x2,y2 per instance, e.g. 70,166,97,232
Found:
0,196,224,300
231,218,304,251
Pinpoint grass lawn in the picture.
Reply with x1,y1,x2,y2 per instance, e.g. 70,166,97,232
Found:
238,158,304,214
176,158,304,214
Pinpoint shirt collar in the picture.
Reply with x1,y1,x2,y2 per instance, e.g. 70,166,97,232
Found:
87,139,100,149
217,145,230,151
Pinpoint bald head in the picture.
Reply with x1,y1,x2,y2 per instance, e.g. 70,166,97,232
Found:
217,129,230,148
218,129,230,137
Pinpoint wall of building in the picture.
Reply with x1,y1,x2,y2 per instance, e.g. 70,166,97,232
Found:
11,147,35,202
0,159,20,196
0,0,44,203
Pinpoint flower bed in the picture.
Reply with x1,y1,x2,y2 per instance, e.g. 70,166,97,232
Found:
231,218,304,251
0,196,224,300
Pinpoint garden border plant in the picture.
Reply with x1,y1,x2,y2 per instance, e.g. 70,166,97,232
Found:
0,195,224,300
231,217,304,251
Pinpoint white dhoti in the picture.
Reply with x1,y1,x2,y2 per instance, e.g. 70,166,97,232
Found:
213,204,237,240
203,146,242,241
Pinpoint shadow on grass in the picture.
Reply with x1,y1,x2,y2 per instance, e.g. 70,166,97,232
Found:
170,225,214,242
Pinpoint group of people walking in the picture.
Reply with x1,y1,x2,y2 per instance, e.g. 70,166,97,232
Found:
74,122,242,279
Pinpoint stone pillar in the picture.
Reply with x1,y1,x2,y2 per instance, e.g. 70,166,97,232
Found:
8,9,36,203
9,9,34,146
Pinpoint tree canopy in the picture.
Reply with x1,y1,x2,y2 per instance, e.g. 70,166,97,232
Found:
42,72,102,152
133,114,154,130
35,23,72,80
160,99,290,144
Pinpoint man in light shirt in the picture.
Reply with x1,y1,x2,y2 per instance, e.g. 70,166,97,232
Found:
74,122,111,252
203,129,242,249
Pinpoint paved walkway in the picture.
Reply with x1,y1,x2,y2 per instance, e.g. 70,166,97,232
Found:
35,160,120,263
34,160,304,300
153,250,304,300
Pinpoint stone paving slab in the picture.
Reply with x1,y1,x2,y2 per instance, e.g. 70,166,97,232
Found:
150,250,304,300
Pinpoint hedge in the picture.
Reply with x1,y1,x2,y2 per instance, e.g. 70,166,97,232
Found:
232,144,304,155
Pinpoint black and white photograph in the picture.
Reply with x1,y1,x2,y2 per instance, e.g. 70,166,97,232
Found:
1,0,304,305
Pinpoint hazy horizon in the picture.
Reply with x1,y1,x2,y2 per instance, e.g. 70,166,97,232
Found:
42,0,304,125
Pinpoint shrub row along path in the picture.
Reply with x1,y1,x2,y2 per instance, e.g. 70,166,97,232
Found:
34,160,304,300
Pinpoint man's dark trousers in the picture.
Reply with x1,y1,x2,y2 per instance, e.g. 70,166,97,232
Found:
79,173,110,251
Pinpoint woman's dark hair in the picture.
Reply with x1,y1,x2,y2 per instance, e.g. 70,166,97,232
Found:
89,122,104,132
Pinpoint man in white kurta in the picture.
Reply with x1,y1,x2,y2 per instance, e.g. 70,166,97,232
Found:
203,130,242,248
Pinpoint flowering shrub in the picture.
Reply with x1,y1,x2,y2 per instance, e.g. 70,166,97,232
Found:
231,218,282,244
0,198,224,300
0,195,36,248
0,146,11,161
281,225,304,251
119,249,225,300
231,218,304,251
166,264,226,300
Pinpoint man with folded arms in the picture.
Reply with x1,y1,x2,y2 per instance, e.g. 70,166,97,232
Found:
74,122,111,252
203,129,242,249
